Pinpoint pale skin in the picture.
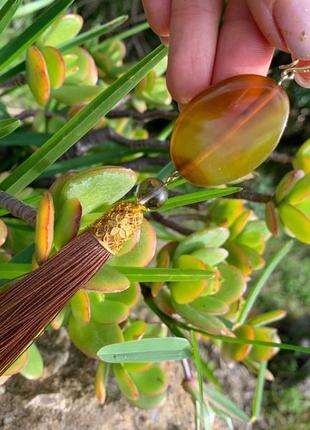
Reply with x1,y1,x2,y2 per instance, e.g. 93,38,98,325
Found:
142,0,310,104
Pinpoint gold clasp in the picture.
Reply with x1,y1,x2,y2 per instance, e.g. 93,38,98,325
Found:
279,59,310,85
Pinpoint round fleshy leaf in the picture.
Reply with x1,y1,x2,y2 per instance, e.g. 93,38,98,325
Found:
110,220,156,268
35,191,54,264
95,361,109,405
129,391,166,409
170,255,210,304
275,170,305,203
41,46,66,89
39,14,83,46
229,210,252,240
123,320,147,341
85,265,130,293
20,344,44,380
279,203,310,244
174,227,229,260
0,219,8,246
58,166,137,214
90,299,129,325
226,241,252,276
130,364,167,397
154,289,175,315
191,296,229,315
221,324,254,362
54,197,82,250
70,289,90,323
191,247,228,267
26,45,50,105
286,174,310,205
293,138,310,173
124,362,152,373
152,242,177,297
247,310,287,327
3,350,28,376
208,199,245,227
105,282,140,307
65,47,98,85
50,306,68,330
113,363,139,401
238,244,265,272
144,323,168,338
52,84,101,105
68,317,124,358
248,327,280,362
117,228,141,256
213,263,246,305
172,299,232,336
49,172,76,211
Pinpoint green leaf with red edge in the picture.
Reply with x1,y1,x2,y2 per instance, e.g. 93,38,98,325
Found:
275,170,305,203
68,317,123,358
0,219,8,246
35,191,54,264
105,282,140,307
54,197,82,250
70,289,90,323
191,296,229,315
41,46,66,89
58,166,137,215
20,344,44,380
3,350,28,376
110,219,156,267
229,209,252,240
85,265,130,293
247,310,287,327
248,328,280,362
113,363,139,401
130,364,167,397
170,255,211,304
52,83,101,105
50,306,68,330
191,247,228,267
91,299,129,325
221,324,254,362
213,263,246,305
286,174,310,205
152,242,177,297
26,45,50,105
38,14,83,47
279,203,310,244
95,361,109,405
123,320,147,341
65,47,98,85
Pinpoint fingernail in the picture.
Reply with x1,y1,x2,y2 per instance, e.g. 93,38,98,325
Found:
274,0,310,59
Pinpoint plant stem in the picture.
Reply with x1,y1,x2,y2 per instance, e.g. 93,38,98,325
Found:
235,240,294,327
251,361,267,421
0,191,36,227
149,212,193,235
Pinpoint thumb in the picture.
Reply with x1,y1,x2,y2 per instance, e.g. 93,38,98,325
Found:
247,0,310,60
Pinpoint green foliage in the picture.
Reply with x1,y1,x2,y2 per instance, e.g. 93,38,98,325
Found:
0,2,309,425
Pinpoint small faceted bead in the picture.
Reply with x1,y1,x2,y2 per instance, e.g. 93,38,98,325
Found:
136,177,168,209
170,75,290,186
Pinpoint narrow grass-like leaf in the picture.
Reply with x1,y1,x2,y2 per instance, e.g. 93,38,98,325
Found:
160,188,241,212
60,15,128,51
252,361,267,421
0,0,22,34
115,267,213,282
205,387,250,422
0,263,31,278
0,0,74,71
0,118,21,139
1,45,167,194
98,337,192,363
236,240,293,327
14,0,53,17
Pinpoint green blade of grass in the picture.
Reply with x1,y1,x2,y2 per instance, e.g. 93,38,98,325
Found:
98,337,192,363
0,44,168,194
159,187,241,212
0,0,74,71
204,387,250,422
60,15,128,51
115,267,213,282
0,118,21,139
0,0,22,34
14,0,53,17
252,361,267,421
236,240,294,327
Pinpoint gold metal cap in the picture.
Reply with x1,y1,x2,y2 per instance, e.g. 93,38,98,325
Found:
90,201,146,255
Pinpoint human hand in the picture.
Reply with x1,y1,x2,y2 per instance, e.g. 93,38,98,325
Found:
142,0,310,104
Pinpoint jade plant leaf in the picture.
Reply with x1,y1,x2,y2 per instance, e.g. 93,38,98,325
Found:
286,174,310,205
174,227,229,260
130,364,167,397
279,203,310,244
26,45,50,105
105,282,140,307
213,263,246,305
35,191,54,264
248,328,280,362
275,170,305,203
221,324,255,362
191,296,229,315
54,197,82,249
98,337,192,363
110,220,156,267
3,350,28,376
41,46,66,89
20,344,44,379
129,391,166,409
0,219,8,246
123,320,147,341
70,289,90,323
52,84,101,105
39,13,83,46
50,306,68,330
90,299,129,325
58,166,137,214
85,265,130,293
65,47,98,85
247,310,287,327
191,247,228,267
113,363,139,401
95,361,109,405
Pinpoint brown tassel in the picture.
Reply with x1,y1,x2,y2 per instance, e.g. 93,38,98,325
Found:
0,201,145,375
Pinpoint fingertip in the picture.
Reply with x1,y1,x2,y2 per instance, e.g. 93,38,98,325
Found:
142,0,171,37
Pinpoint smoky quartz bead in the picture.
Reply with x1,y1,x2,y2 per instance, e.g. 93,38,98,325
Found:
136,177,168,209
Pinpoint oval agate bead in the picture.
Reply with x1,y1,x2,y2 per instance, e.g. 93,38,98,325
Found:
170,75,290,186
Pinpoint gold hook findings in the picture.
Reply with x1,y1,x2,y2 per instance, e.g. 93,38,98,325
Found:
279,59,310,85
